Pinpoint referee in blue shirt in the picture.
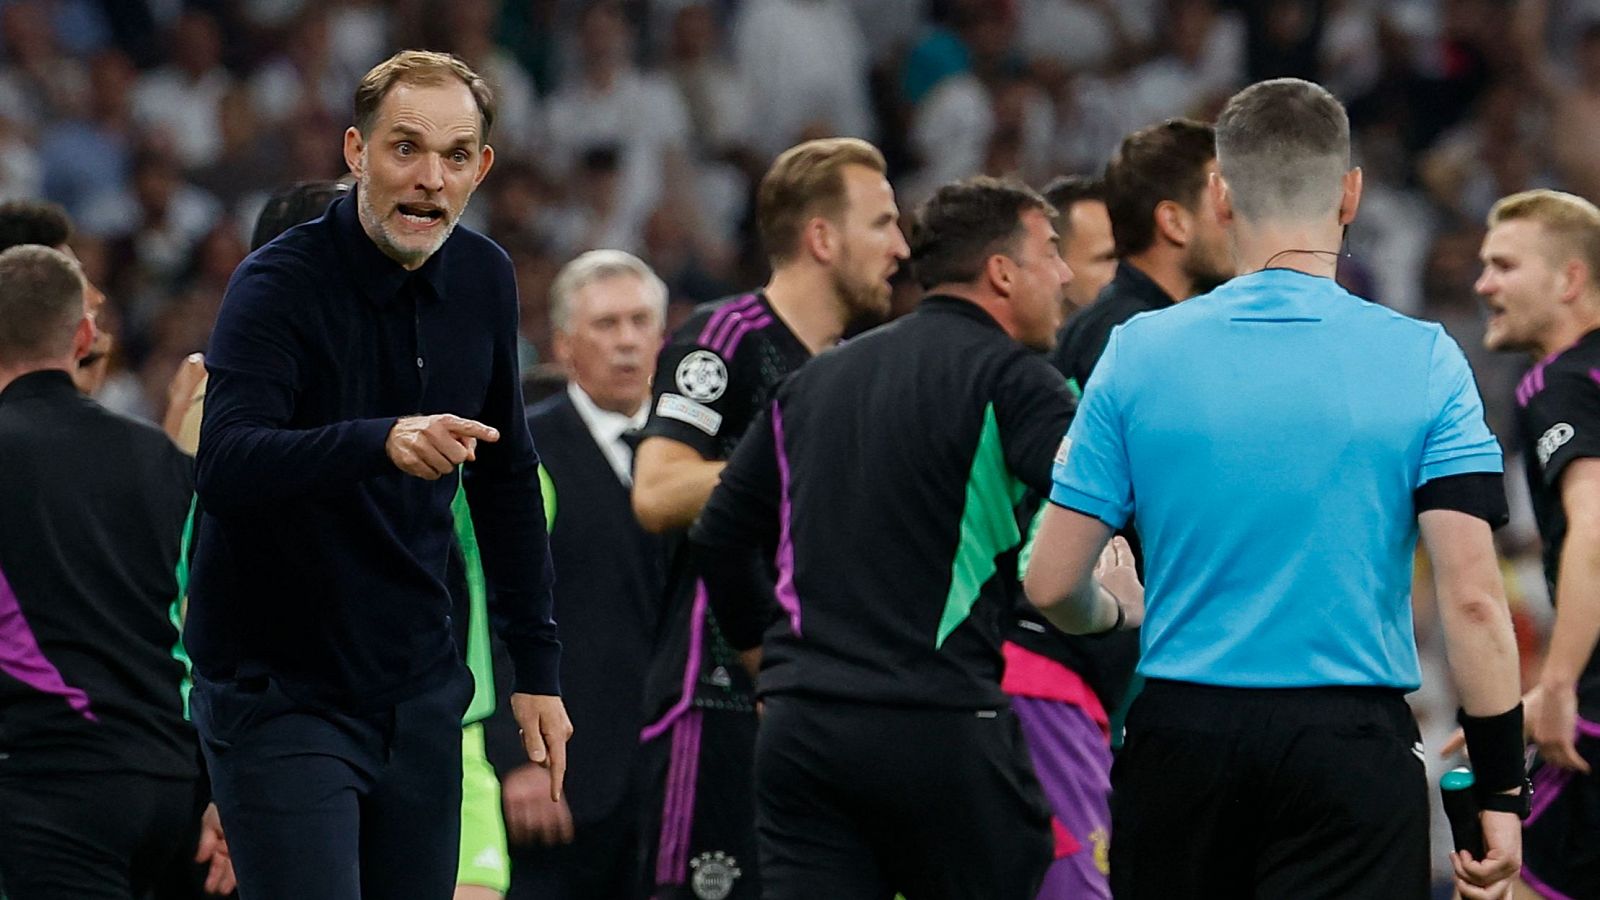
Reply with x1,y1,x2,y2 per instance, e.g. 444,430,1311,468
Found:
1024,78,1527,900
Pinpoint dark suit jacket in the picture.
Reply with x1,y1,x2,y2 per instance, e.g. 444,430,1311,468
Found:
487,390,665,824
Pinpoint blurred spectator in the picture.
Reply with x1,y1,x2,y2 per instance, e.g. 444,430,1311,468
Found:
249,9,347,126
1017,0,1139,74
1418,223,1524,443
1239,0,1325,83
38,49,134,219
731,0,875,156
545,2,690,255
194,85,289,210
434,0,542,156
1120,0,1245,127
666,2,752,159
983,75,1054,185
1521,4,1600,205
130,9,232,169
82,147,222,339
0,0,89,131
1419,80,1555,223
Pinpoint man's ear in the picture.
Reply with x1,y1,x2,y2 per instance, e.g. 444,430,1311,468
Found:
1338,167,1363,226
70,314,95,361
800,216,837,265
984,252,1015,298
1154,200,1191,248
473,143,495,187
1210,171,1233,230
343,127,365,179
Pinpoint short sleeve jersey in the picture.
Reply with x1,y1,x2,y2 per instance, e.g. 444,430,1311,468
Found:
1513,328,1600,713
1051,269,1502,690
640,292,811,723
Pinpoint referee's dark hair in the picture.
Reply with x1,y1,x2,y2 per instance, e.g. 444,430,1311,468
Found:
1214,78,1350,222
251,180,352,251
0,245,86,364
1103,119,1214,257
0,200,72,252
1041,175,1105,241
909,176,1054,290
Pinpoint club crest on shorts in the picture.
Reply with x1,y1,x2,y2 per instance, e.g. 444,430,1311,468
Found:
676,351,729,402
1537,422,1574,467
689,850,742,900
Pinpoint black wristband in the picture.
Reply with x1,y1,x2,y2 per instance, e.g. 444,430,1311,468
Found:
1457,704,1526,802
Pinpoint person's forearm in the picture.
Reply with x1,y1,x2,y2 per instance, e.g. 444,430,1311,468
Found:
196,416,395,511
1438,584,1523,717
1542,526,1600,690
633,456,725,532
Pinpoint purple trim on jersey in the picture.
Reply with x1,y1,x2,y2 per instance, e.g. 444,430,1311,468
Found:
1013,696,1112,899
654,709,704,887
716,314,775,359
640,582,710,743
1526,761,1574,827
1525,716,1600,826
1521,865,1578,900
0,564,97,722
1589,368,1600,389
1518,352,1560,407
771,402,803,637
698,293,760,351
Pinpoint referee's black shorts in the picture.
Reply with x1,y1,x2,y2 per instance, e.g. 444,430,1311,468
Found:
756,694,1051,900
1111,679,1429,900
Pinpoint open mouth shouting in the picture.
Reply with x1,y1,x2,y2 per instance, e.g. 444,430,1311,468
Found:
396,201,448,230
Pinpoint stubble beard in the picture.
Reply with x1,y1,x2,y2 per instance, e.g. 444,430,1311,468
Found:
356,163,466,269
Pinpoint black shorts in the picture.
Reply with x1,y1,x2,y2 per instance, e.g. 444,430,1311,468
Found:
640,706,761,900
0,769,204,900
1521,722,1600,899
756,695,1051,900
1111,679,1429,900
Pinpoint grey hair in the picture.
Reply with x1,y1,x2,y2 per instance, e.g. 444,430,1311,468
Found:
549,249,669,333
0,244,86,364
1215,78,1351,222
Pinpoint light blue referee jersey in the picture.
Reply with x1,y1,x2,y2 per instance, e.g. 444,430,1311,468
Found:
1050,268,1502,690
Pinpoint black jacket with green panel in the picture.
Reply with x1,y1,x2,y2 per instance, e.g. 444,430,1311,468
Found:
690,296,1075,708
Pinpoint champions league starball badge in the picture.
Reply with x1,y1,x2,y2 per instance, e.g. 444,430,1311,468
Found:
689,850,742,900
675,350,729,403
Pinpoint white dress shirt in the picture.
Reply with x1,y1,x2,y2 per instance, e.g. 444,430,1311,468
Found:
566,382,649,486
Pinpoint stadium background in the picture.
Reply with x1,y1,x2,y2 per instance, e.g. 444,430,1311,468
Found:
7,0,1594,892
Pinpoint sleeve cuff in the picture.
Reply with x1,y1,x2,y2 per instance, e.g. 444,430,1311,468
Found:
507,640,562,696
355,416,401,477
1047,484,1129,530
1419,450,1503,484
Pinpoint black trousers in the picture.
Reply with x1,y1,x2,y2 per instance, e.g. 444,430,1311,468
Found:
1111,679,1430,900
193,668,473,900
0,769,203,900
756,696,1051,900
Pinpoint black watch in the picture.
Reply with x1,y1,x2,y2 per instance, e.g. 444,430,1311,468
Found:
1478,780,1533,819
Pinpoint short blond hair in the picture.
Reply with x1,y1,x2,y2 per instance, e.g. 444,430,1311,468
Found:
757,137,886,264
1488,189,1600,284
353,50,495,144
